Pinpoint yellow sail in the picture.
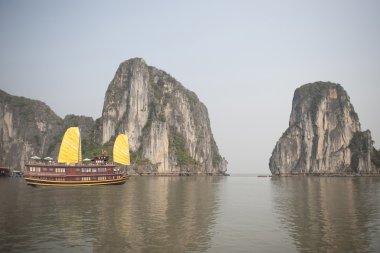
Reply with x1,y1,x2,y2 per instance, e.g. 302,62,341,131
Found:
58,127,82,164
113,134,130,165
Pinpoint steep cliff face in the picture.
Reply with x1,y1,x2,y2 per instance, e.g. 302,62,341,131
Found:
0,90,62,170
0,58,227,174
101,58,227,174
0,91,102,171
269,82,378,175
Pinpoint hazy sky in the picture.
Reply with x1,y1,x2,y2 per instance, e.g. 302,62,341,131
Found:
1,0,379,174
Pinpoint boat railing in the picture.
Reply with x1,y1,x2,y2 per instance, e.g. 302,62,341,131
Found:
25,171,66,177
26,161,59,166
80,162,115,166
26,161,117,167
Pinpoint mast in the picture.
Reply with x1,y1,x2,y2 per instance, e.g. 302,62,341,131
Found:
78,128,81,163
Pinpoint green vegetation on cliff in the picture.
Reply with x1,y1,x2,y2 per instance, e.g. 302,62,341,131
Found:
295,82,359,123
169,130,198,166
297,83,330,125
130,147,150,166
210,138,223,167
372,147,380,168
349,131,380,170
81,139,113,159
349,131,370,171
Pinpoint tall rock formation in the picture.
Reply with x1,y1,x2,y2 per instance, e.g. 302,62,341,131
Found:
101,58,227,174
269,82,379,175
0,90,100,171
0,90,62,170
0,58,226,174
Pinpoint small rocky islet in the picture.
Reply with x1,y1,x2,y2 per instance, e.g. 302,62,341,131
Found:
270,82,380,176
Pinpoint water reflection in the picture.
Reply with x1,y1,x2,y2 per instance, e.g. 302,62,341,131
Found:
0,176,222,253
114,176,222,252
271,177,380,252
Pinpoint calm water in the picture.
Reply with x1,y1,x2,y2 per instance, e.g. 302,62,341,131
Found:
1,176,380,253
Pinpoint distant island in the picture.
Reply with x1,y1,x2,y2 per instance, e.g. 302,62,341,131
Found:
269,82,380,176
0,58,227,175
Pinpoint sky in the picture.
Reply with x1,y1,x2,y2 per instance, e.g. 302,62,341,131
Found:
0,0,379,174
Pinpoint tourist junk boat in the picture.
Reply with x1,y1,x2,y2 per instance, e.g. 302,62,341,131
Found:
24,127,130,186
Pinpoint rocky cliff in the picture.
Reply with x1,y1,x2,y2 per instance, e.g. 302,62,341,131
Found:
101,58,227,174
269,82,379,175
0,90,101,171
0,58,227,174
0,90,62,170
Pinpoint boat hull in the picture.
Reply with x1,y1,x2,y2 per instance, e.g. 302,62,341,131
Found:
25,176,128,187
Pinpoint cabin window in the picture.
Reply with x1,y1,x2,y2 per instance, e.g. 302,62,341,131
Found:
30,167,41,172
48,168,54,172
92,169,97,173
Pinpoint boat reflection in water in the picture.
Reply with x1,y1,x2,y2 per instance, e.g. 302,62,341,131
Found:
271,176,380,252
0,176,222,252
95,176,221,252
24,127,130,186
